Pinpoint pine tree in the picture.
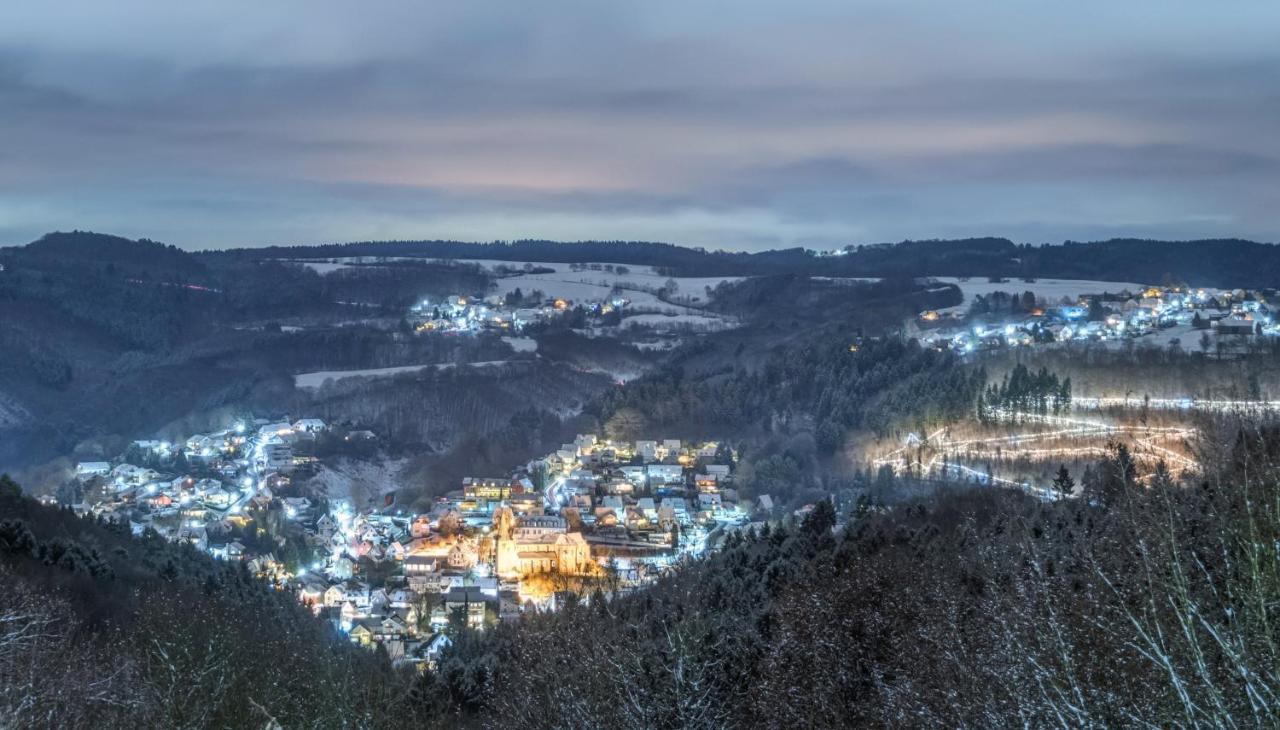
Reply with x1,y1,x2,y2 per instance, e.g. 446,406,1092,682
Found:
1052,464,1075,497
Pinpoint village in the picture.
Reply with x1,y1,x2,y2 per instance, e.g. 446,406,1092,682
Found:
918,283,1280,355
65,418,757,672
408,289,628,334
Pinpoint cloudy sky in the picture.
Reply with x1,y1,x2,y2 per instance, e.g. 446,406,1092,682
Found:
1,1,1278,250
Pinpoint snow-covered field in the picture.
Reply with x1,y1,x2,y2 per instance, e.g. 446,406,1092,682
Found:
294,361,509,389
938,277,1150,304
450,259,741,317
1088,324,1206,351
285,255,741,312
283,256,424,275
501,336,538,353
621,312,734,331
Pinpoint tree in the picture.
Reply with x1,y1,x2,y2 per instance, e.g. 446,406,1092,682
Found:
802,499,837,535
604,408,648,442
437,511,463,537
0,474,20,500
1051,465,1075,497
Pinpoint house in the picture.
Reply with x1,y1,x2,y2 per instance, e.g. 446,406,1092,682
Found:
257,422,293,441
407,573,451,594
388,588,417,608
447,543,478,570
257,441,295,473
424,633,453,669
76,462,112,479
660,497,688,516
332,556,356,580
201,486,234,509
112,464,159,486
296,578,327,606
324,585,348,607
624,506,650,529
441,587,492,628
282,497,311,518
513,515,567,540
635,440,659,462
292,418,327,433
647,464,684,486
462,477,511,501
177,525,208,551
757,495,775,513
348,622,376,646
1218,317,1256,336
635,497,657,519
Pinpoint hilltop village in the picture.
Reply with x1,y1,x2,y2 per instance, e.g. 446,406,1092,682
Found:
919,283,1280,355
65,419,751,670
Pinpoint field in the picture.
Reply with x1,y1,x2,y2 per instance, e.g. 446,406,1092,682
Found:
294,361,510,389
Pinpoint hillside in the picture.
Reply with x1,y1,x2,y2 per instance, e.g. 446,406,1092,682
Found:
0,233,503,475
0,476,416,728
21,230,209,280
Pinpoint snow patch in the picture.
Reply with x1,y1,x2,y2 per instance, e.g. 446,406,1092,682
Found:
304,457,409,509
294,361,510,389
502,336,538,353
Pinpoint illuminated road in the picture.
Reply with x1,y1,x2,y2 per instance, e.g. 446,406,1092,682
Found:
873,405,1199,499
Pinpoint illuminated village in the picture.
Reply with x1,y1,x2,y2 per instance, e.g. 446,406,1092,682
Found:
918,283,1280,354
65,420,747,671
409,291,626,334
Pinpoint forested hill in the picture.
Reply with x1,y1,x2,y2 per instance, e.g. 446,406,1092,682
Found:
0,476,418,727
7,230,1280,286
20,230,210,280
203,235,1280,287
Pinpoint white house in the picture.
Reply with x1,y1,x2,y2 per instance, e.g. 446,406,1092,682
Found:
76,462,111,479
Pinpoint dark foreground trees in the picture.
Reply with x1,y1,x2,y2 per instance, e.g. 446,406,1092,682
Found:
422,431,1280,727
0,477,422,729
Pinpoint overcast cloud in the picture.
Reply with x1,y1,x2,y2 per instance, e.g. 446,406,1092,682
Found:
1,1,1277,250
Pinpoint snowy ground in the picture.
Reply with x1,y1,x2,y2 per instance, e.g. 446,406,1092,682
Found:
294,361,510,389
303,457,409,509
456,260,740,317
821,275,1152,312
620,312,735,331
282,256,426,275
501,336,538,353
937,277,1150,305
283,255,745,326
1085,324,1209,351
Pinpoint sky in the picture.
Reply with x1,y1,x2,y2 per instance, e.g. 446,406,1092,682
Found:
1,1,1278,251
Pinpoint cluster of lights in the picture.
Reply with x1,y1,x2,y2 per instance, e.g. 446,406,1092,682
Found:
875,405,1202,496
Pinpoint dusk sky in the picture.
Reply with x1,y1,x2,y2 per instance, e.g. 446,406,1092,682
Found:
2,2,1278,250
